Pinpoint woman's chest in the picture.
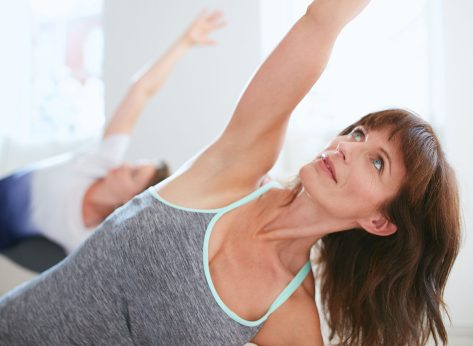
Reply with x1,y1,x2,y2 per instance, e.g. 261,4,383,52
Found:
209,248,287,322
208,251,320,344
206,204,314,322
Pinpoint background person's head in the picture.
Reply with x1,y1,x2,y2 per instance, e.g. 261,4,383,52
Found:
102,161,170,205
306,109,460,346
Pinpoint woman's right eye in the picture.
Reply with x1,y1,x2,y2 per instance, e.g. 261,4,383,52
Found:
349,127,366,142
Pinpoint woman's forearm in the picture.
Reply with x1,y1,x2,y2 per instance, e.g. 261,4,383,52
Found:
231,11,342,125
229,0,370,133
206,0,370,182
216,6,344,178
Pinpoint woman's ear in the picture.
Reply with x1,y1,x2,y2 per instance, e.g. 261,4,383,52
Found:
358,213,397,236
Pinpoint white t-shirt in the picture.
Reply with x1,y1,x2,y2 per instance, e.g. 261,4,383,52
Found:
30,134,130,253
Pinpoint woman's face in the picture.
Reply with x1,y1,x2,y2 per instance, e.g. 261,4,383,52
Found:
103,163,157,204
299,126,406,224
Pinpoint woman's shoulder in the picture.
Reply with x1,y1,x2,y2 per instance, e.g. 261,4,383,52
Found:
153,138,277,210
154,168,272,211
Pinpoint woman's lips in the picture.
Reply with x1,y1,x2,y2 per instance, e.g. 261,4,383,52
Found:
318,155,337,183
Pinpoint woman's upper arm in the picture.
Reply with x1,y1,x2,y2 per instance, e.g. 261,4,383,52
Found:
210,10,341,180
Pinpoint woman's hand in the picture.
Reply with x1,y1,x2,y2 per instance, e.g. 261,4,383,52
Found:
308,0,371,32
182,10,226,46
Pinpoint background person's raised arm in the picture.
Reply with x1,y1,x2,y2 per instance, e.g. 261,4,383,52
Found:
103,10,225,138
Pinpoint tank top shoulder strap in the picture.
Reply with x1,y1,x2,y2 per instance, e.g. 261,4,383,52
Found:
209,180,312,325
265,261,312,316
149,180,282,215
216,180,282,215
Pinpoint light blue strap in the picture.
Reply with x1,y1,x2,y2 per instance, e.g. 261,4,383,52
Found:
217,180,281,214
265,260,312,315
149,180,282,214
238,260,312,325
203,180,313,327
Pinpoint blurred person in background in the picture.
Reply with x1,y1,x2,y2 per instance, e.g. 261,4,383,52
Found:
0,10,225,254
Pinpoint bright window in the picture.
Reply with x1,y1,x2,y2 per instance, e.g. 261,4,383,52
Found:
30,0,105,140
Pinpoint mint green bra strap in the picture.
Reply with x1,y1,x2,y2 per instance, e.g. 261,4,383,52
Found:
217,180,281,214
217,182,311,321
265,260,312,316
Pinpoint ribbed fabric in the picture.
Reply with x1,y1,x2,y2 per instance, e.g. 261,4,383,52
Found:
0,182,310,345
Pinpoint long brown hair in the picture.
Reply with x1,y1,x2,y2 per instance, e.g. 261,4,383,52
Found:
299,109,461,345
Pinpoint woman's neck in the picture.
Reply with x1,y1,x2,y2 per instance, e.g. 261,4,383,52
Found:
252,187,357,273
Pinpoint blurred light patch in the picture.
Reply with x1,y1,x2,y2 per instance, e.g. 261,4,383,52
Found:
30,0,105,140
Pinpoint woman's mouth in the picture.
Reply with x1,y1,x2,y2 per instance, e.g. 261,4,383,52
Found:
319,154,337,183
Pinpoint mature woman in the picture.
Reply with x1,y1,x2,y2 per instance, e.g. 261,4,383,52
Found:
0,1,460,345
0,10,224,254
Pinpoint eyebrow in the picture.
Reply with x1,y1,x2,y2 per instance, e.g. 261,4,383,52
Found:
380,147,392,176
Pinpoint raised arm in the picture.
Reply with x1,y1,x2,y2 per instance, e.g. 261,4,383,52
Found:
205,0,370,184
103,10,225,138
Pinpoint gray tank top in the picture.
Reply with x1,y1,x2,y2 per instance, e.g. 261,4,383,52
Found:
0,181,311,345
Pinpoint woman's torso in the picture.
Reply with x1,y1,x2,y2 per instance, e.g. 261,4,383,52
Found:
0,180,316,345
157,172,321,343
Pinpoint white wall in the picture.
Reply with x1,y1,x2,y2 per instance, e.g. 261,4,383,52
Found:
103,0,261,172
0,0,31,171
441,0,473,330
0,0,31,137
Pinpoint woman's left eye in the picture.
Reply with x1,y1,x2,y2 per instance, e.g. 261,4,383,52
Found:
373,157,384,172
349,127,366,142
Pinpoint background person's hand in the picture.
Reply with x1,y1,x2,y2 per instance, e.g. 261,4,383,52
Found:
182,10,226,46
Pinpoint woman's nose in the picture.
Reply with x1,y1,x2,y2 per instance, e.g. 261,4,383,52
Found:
336,142,348,162
119,164,132,172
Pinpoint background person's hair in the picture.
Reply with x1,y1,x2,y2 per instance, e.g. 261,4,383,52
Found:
145,161,170,191
291,109,461,346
